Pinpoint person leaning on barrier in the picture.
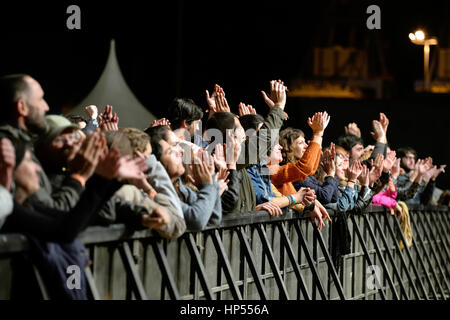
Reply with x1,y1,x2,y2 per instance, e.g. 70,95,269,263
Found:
395,147,446,205
204,80,287,215
269,112,328,198
0,134,148,299
33,116,144,229
266,140,328,228
111,128,187,239
150,128,222,231
337,113,389,166
0,74,89,212
0,133,149,240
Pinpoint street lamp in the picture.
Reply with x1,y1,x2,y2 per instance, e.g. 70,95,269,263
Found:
409,29,438,92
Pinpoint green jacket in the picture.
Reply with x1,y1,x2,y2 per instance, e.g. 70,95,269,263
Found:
0,123,84,211
226,107,285,213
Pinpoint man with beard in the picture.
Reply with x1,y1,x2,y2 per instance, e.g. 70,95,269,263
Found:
395,147,444,205
0,74,87,210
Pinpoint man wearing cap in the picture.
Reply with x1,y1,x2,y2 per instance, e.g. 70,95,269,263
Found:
0,74,89,211
36,115,169,231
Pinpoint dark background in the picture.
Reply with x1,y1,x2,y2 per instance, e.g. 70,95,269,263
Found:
0,0,449,188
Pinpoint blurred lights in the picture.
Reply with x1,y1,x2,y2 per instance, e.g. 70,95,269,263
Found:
415,30,425,41
409,33,416,41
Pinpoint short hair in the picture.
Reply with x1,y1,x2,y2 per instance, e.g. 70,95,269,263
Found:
336,134,364,152
397,147,417,159
239,114,264,132
66,115,87,124
279,127,305,165
119,127,150,154
0,74,31,123
167,98,204,130
145,125,171,160
104,131,133,157
205,112,237,140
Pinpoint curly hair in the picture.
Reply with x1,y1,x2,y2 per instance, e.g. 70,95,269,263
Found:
279,127,305,165
119,127,150,154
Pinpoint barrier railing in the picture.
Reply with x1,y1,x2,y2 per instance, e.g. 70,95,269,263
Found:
0,204,449,300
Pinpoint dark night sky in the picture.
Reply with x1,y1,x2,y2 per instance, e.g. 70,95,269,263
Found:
0,0,449,188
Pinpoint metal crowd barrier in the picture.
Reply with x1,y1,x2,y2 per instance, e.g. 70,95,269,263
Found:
0,204,449,300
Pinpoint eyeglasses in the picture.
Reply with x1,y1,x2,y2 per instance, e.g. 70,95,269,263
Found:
53,132,81,145
336,152,349,160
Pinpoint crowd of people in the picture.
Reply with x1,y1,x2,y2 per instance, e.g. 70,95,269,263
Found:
0,74,447,299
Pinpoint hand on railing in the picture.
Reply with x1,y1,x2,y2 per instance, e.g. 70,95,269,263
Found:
141,207,171,230
255,202,283,217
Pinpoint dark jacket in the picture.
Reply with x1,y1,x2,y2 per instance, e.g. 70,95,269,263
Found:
47,171,147,231
397,173,434,205
221,169,242,212
247,162,275,205
227,106,285,213
0,123,84,211
1,175,122,241
293,176,339,205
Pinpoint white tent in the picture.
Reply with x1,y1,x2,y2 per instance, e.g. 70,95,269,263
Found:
66,40,156,129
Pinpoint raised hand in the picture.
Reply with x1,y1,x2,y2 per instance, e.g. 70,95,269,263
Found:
256,201,283,216
347,160,363,183
391,158,401,179
213,85,231,114
212,143,227,171
151,118,171,128
99,105,119,131
417,159,429,176
322,143,336,177
116,156,147,181
225,130,242,170
383,151,396,172
358,164,370,186
369,154,384,185
205,85,218,110
96,148,147,181
379,113,389,133
0,138,16,190
69,132,105,182
187,155,214,186
307,111,331,136
261,80,287,110
344,122,361,137
216,166,230,196
198,149,215,176
84,105,98,120
370,119,387,143
238,102,257,117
